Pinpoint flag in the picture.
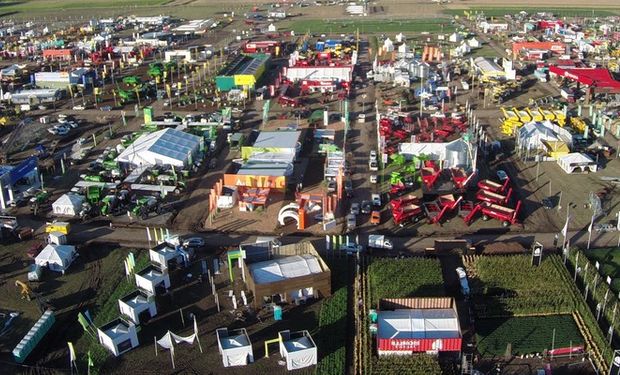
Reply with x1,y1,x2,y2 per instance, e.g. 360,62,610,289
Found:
588,214,595,233
146,227,151,241
562,215,571,238
78,312,91,332
68,342,76,362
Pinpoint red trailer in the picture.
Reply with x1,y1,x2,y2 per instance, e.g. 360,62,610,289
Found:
421,161,441,190
450,168,474,189
389,182,407,196
424,196,463,225
392,203,424,226
463,201,522,227
477,177,510,193
476,188,512,205
390,194,419,210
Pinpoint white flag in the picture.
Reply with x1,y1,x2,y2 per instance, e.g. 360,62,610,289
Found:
68,342,76,362
588,214,595,233
562,215,571,238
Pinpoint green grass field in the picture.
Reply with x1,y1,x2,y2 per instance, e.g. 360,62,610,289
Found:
0,0,168,12
284,19,456,34
444,7,620,17
476,315,583,356
583,248,620,293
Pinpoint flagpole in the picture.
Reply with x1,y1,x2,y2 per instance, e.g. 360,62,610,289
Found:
587,214,594,250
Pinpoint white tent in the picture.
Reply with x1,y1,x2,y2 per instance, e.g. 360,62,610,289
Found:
116,128,201,168
52,194,84,217
557,153,597,174
279,330,317,370
35,245,76,274
216,328,254,367
517,120,573,152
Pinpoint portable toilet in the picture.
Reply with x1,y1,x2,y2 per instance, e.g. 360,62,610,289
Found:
274,305,283,321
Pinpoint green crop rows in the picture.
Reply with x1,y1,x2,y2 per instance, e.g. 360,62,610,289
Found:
315,259,348,375
371,354,442,375
369,257,444,307
284,19,456,35
476,315,583,356
444,7,620,17
467,255,575,316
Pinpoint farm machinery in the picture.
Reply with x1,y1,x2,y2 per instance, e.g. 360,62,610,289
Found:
500,107,566,135
423,195,463,225
131,196,163,220
462,200,522,227
476,188,513,205
478,177,510,194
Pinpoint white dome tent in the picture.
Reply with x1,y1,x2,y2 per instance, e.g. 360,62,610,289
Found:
52,193,85,217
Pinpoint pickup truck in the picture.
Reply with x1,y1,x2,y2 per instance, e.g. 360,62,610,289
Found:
368,235,393,250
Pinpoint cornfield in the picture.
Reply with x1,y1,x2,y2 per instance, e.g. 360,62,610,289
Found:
371,354,442,375
369,257,444,307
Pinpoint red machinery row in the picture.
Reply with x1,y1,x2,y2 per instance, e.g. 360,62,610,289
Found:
388,175,520,228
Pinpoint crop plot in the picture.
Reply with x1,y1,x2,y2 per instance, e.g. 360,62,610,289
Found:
476,315,583,356
368,257,444,307
464,255,575,316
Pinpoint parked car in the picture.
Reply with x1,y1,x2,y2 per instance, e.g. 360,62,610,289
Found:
73,105,86,111
371,193,382,207
346,214,356,231
370,211,381,225
369,160,378,171
594,223,616,233
340,243,364,255
100,106,112,111
183,237,206,248
370,175,378,184
497,170,508,181
369,150,377,160
344,180,353,197
361,200,372,214
350,202,360,215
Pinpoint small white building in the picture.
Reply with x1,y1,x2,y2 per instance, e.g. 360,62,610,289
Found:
97,318,139,356
52,193,85,217
118,290,157,325
279,330,318,371
135,265,170,295
267,23,277,33
449,33,463,43
149,243,191,270
467,37,482,48
35,245,76,274
48,231,67,245
216,328,254,367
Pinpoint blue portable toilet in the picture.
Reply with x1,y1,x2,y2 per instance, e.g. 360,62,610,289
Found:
315,41,325,52
273,305,283,320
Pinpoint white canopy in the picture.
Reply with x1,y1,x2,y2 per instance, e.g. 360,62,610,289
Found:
116,128,201,168
279,331,318,370
518,120,573,151
216,328,254,367
249,254,323,284
35,244,76,273
557,152,597,174
52,193,84,217
378,309,460,340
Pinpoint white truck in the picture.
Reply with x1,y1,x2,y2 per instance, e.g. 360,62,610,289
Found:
368,235,393,250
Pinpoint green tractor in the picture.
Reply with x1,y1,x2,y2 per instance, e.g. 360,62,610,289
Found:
117,89,137,104
131,196,162,220
86,186,102,204
29,191,49,213
148,63,164,79
122,75,142,86
100,195,118,216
